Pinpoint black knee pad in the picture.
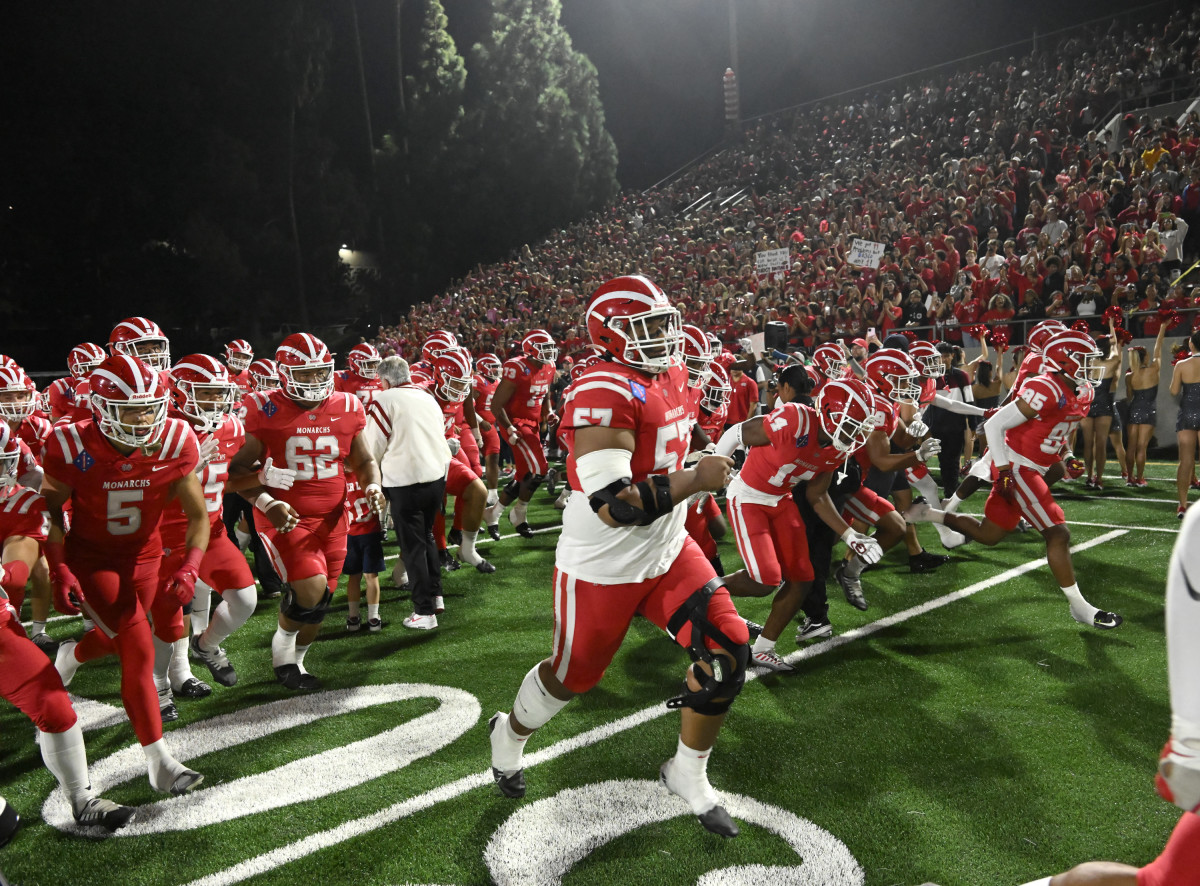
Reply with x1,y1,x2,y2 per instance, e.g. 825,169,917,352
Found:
280,586,333,625
503,478,522,499
664,577,750,715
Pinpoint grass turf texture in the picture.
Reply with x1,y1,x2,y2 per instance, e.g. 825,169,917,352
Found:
0,466,1181,886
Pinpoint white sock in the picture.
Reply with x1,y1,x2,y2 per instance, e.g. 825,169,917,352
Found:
203,586,255,648
1167,515,1200,726
168,637,194,688
486,489,499,509
152,635,173,693
295,643,311,675
459,530,482,565
31,619,46,637
944,493,965,515
1061,583,1100,625
142,738,186,792
367,603,379,620
38,723,92,811
751,636,776,655
910,470,941,505
667,735,719,815
190,582,212,634
234,527,252,549
489,711,529,774
511,501,528,525
82,617,95,633
270,626,298,668
844,555,866,579
347,598,361,619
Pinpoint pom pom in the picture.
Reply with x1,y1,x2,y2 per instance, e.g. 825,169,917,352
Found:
1102,305,1125,327
964,324,988,340
1116,328,1134,345
986,329,1010,352
900,330,918,344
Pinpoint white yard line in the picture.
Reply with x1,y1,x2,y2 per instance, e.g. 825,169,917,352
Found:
186,529,1128,886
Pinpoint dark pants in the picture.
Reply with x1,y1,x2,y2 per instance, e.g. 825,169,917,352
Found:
386,479,445,616
222,492,282,593
931,421,965,500
796,459,861,624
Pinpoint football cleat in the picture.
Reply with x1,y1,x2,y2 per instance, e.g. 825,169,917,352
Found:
750,649,794,672
835,562,868,611
346,615,362,632
796,617,833,642
367,617,382,633
447,528,462,547
486,523,501,541
513,523,535,539
488,713,526,799
32,631,59,659
73,796,136,832
273,664,321,691
0,797,20,848
158,687,179,723
909,551,950,573
743,618,764,641
168,770,204,796
402,613,438,630
475,559,497,574
1191,477,1200,490
439,549,461,572
190,636,237,687
1156,736,1200,813
544,468,558,496
658,760,739,838
1179,506,1188,521
1091,610,1123,630
173,677,212,699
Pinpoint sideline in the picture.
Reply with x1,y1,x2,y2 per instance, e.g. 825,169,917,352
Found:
186,530,1128,886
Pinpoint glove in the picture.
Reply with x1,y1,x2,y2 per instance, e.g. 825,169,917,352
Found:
915,437,942,463
506,427,521,446
841,528,883,565
49,561,83,616
906,419,929,438
994,465,1017,501
365,483,387,516
982,407,999,422
447,437,461,456
258,457,298,491
165,547,204,607
1064,456,1086,480
196,436,221,471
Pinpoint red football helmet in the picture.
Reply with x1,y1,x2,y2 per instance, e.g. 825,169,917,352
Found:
347,343,382,379
701,362,732,413
410,365,434,389
170,354,238,432
0,355,16,369
248,359,279,392
586,275,681,374
432,347,474,403
864,348,921,405
569,351,605,383
0,366,36,424
476,353,503,383
681,324,714,388
521,329,559,365
421,331,459,365
68,342,106,379
1042,330,1105,387
1027,319,1067,355
90,354,169,449
224,339,254,373
0,423,20,487
713,349,737,371
816,377,877,453
812,343,848,380
909,340,945,378
108,317,171,371
275,333,335,403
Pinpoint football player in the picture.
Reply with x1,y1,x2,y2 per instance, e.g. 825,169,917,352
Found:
43,354,206,795
229,333,384,690
108,316,171,372
485,329,558,539
489,275,748,837
473,353,504,538
48,343,105,425
336,342,384,404
717,372,882,670
223,339,255,394
907,330,1122,630
695,363,731,445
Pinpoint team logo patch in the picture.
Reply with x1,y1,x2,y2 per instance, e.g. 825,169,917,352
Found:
1058,395,1067,409
120,462,133,472
73,451,95,472
629,380,647,402
263,400,278,418
797,434,809,448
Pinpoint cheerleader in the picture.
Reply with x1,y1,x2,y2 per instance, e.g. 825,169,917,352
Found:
1170,330,1200,518
1079,318,1124,490
1125,324,1166,487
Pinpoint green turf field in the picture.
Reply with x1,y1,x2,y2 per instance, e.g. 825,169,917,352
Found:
0,462,1186,886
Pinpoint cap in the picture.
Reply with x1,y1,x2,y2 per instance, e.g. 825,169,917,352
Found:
851,338,868,349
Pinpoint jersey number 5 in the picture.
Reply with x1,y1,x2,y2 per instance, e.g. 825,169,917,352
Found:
285,435,340,480
107,489,143,536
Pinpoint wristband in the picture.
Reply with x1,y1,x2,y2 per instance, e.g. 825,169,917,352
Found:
254,492,277,512
181,546,205,573
365,483,382,497
840,527,857,545
43,540,67,571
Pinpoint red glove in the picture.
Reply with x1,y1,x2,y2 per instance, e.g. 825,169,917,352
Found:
44,542,83,616
165,547,205,607
1064,456,1086,480
994,466,1017,501
982,407,999,422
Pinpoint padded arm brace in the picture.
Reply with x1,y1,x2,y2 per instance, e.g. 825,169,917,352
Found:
577,448,674,526
983,399,1029,467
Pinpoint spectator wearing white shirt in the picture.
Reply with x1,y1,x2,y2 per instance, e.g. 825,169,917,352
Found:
1153,213,1190,279
362,357,453,629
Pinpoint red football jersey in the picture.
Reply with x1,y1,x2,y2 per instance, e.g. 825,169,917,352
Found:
435,394,465,438
42,418,200,555
738,402,849,497
686,385,704,422
229,369,254,395
242,390,366,516
1013,352,1050,393
15,415,52,457
335,370,383,405
501,356,554,424
697,404,727,443
853,391,899,473
473,375,498,424
684,492,721,560
159,413,246,546
0,485,49,544
918,376,937,408
344,476,381,536
48,377,93,425
1006,373,1093,468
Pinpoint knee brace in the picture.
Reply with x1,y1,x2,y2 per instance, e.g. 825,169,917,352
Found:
279,586,333,625
503,478,522,499
512,664,571,729
221,585,258,625
665,577,750,716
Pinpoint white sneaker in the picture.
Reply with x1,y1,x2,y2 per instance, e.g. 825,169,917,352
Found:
750,648,794,672
402,612,438,630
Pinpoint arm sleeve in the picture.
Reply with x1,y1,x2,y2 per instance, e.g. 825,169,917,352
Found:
714,421,743,458
932,391,985,415
983,399,1029,466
